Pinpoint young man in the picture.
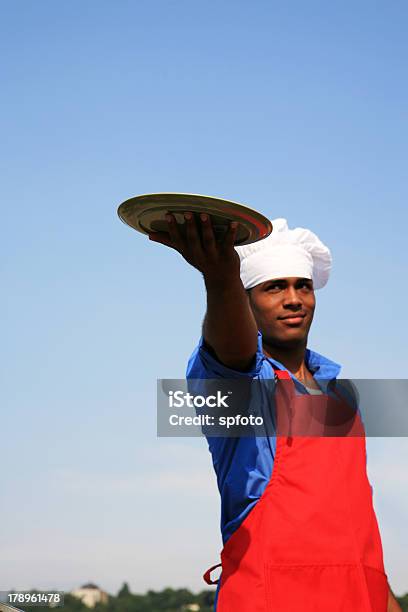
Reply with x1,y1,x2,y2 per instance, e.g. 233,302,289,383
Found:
150,214,401,612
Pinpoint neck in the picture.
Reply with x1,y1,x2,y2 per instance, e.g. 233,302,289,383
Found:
262,339,313,383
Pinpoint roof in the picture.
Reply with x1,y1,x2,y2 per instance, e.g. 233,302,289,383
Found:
79,583,100,590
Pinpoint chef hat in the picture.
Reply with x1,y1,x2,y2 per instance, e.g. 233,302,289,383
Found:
235,218,332,290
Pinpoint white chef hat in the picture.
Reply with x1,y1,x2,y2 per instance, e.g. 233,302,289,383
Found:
235,218,332,290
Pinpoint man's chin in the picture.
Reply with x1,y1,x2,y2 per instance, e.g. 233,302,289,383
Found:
263,329,308,349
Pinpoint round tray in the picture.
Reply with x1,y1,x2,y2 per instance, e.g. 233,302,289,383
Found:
117,192,272,246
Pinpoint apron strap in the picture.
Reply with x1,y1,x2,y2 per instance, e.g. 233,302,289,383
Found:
203,562,222,585
274,366,295,445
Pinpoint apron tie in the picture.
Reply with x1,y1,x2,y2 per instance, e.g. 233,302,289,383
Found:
203,562,222,585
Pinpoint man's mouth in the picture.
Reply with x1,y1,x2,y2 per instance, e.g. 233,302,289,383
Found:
278,314,306,325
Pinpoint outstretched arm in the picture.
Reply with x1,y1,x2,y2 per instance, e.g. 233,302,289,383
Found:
149,212,258,370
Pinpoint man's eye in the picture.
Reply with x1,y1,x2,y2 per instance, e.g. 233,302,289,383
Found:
266,284,282,291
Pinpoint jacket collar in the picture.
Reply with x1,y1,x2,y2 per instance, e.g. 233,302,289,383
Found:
265,347,341,382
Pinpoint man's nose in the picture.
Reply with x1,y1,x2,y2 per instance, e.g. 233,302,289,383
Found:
283,287,302,308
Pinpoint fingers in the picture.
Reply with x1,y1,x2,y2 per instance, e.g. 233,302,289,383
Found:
150,213,207,264
150,214,239,265
184,212,204,261
199,213,217,259
222,221,238,253
165,213,186,252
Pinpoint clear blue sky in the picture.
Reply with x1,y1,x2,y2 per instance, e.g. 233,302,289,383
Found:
1,0,407,597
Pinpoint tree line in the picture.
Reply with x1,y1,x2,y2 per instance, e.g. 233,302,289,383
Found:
12,583,408,612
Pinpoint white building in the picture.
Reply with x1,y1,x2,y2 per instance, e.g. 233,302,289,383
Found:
70,583,109,608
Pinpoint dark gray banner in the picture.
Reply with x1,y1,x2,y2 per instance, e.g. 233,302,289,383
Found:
0,592,64,608
157,379,408,437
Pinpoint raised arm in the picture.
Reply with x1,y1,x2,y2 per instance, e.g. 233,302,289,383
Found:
149,212,258,370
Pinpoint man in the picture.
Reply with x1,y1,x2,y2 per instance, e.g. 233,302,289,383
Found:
149,213,401,612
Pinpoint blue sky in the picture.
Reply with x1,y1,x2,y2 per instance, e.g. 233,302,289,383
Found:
1,0,407,597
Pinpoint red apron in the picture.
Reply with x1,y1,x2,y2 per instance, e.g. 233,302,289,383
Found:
204,370,389,611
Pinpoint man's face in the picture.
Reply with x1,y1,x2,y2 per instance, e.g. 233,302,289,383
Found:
248,277,315,348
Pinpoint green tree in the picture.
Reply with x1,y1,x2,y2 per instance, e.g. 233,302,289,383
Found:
117,583,132,599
